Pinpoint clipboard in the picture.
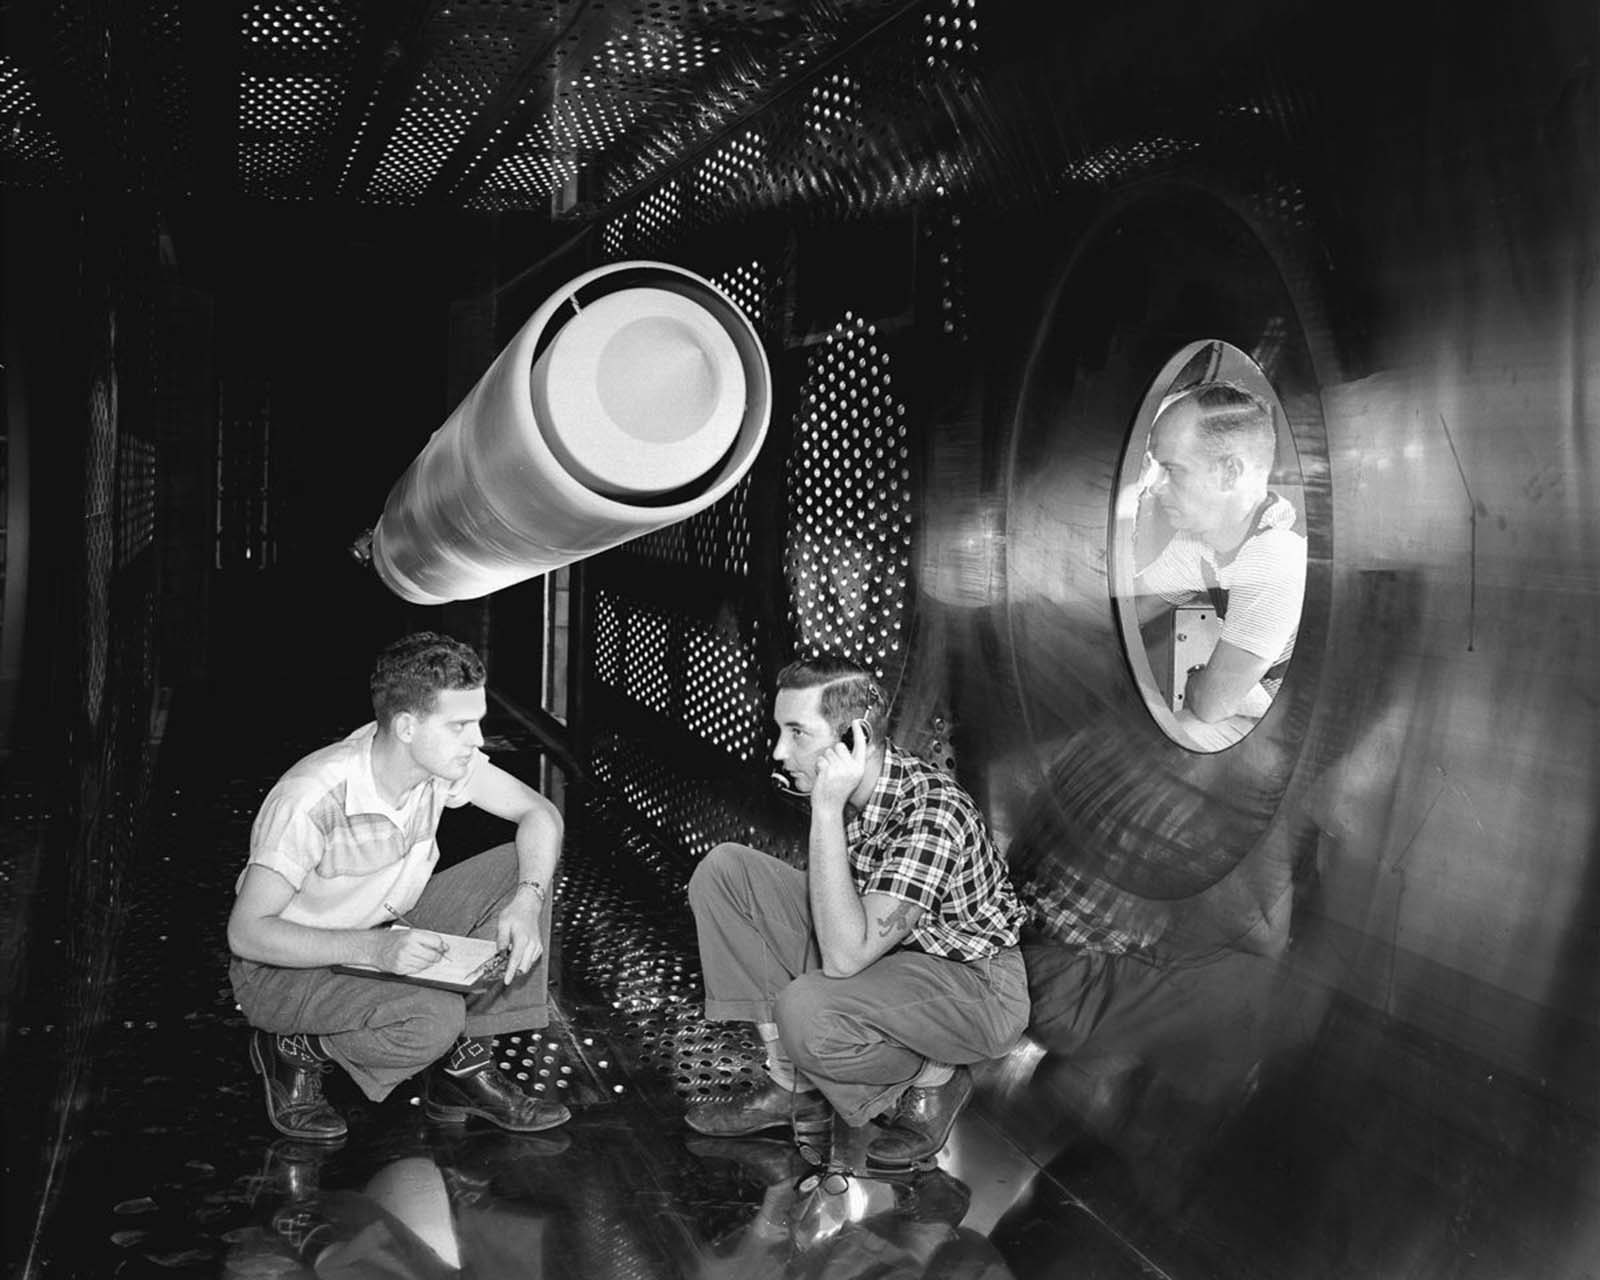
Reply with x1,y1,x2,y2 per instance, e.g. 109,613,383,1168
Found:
331,928,509,993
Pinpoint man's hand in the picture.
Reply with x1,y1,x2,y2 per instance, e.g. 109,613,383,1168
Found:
374,928,452,976
494,887,545,985
811,723,867,814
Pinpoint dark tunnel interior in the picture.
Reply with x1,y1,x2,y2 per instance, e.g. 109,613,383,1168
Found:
2,2,1599,1278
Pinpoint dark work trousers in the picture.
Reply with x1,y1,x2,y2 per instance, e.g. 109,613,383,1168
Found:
689,842,1029,1126
230,843,551,1101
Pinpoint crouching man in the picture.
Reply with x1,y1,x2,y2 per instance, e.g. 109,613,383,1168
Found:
227,631,569,1141
685,654,1029,1171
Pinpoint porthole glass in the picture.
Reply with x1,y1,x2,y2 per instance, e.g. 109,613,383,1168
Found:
1110,341,1307,753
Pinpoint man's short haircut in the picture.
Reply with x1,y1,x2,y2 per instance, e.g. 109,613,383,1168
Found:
776,653,888,741
371,631,486,728
1169,381,1277,476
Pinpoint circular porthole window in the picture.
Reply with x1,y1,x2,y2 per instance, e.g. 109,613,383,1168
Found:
1109,341,1307,753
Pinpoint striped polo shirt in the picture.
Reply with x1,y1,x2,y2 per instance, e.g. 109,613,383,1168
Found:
1136,491,1306,672
238,723,485,931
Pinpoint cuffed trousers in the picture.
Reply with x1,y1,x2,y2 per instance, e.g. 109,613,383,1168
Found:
230,843,551,1102
689,842,1029,1125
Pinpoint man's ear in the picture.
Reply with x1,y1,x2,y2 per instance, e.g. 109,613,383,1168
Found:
1217,452,1244,490
392,711,416,743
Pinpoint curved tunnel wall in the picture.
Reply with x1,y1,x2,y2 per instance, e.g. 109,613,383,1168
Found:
363,0,1600,1178
517,0,1600,1127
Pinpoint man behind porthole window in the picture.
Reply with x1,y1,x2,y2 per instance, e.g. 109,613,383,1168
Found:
1135,382,1306,751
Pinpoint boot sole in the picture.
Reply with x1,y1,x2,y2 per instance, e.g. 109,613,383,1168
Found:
248,1034,347,1142
424,1099,571,1132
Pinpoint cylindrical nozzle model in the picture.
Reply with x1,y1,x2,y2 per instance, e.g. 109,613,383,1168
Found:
371,261,772,605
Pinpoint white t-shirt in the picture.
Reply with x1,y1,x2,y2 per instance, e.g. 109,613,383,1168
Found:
1137,493,1307,669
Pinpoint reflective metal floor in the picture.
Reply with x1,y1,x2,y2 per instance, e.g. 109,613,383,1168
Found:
11,669,1599,1280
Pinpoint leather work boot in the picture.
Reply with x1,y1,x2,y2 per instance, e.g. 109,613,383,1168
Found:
249,1030,348,1142
864,1065,974,1172
684,1077,832,1149
423,1040,571,1133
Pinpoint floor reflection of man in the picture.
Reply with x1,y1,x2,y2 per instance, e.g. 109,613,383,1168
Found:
1135,382,1306,750
687,1153,1012,1280
226,1130,577,1279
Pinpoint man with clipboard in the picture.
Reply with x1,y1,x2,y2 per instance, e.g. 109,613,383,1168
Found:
227,632,567,1141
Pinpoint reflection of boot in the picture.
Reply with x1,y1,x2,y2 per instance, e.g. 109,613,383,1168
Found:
794,1106,848,1170
886,1166,972,1226
440,1124,573,1170
432,1126,572,1208
791,1172,898,1251
248,1136,341,1207
250,1139,339,1260
686,1135,807,1187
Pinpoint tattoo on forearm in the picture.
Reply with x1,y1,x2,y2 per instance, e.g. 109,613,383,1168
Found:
876,901,916,939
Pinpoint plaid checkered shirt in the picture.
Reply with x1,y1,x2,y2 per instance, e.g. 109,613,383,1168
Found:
843,742,1025,962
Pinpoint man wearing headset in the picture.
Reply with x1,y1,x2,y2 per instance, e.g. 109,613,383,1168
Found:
683,653,1029,1171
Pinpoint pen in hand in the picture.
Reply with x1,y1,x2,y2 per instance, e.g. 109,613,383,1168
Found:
384,902,449,957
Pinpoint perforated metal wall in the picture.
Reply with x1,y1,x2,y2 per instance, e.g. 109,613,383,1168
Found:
590,735,783,868
136,0,187,188
631,181,683,254
924,207,970,343
6,187,179,1277
0,53,65,185
711,261,769,334
687,129,768,232
240,2,367,201
559,804,768,1100
5,0,1001,221
116,434,157,570
569,16,957,1108
922,0,980,71
785,316,913,677
525,3,985,1116
625,470,757,575
592,587,768,763
366,3,560,205
83,315,118,727
215,374,273,571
